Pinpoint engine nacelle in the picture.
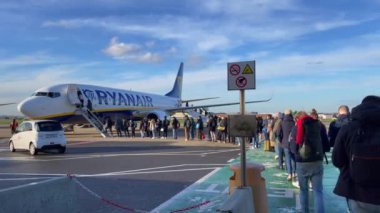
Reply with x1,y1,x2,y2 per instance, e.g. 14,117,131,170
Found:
133,110,170,120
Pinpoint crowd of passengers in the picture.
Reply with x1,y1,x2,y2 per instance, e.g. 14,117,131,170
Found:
101,95,380,213
101,114,230,142
249,96,380,213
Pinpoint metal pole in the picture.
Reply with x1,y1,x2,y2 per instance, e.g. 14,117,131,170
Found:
240,89,246,187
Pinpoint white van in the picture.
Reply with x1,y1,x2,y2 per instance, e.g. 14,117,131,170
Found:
9,120,67,155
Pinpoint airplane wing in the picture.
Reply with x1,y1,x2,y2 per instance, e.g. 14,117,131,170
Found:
165,98,272,112
0,103,16,106
181,97,219,103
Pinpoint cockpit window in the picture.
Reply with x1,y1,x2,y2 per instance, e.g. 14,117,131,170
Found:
35,92,48,97
48,92,61,98
33,92,61,98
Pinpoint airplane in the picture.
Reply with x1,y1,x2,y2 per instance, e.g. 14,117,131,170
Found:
17,63,271,136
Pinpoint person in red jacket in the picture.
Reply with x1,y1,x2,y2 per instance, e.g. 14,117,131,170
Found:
10,118,18,134
295,111,325,213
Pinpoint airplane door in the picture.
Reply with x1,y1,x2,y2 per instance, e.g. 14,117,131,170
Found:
67,84,82,106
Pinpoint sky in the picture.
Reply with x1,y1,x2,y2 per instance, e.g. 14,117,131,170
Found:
1,0,380,116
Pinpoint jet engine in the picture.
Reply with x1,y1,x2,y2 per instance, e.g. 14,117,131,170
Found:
133,110,171,120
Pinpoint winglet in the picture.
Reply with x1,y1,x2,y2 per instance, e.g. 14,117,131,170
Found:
165,62,183,100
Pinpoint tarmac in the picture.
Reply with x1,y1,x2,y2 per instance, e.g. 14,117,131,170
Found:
0,125,348,212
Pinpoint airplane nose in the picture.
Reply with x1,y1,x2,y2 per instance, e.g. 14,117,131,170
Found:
17,99,34,117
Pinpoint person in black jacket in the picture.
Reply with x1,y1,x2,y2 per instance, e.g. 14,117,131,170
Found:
122,118,129,137
328,105,350,147
162,116,169,139
332,95,380,212
196,116,204,140
156,118,162,138
310,109,330,160
130,119,136,138
183,116,191,141
172,117,179,139
278,109,296,181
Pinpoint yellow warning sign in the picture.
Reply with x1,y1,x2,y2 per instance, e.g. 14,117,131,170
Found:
242,64,254,74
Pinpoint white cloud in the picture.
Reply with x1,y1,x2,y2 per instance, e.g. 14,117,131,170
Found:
103,37,161,63
0,52,65,68
200,0,298,17
0,66,78,116
103,37,140,58
3,1,380,115
42,12,375,56
42,19,86,28
359,31,380,41
247,39,380,80
139,52,161,63
197,35,230,51
168,46,177,54
186,55,205,65
314,19,368,31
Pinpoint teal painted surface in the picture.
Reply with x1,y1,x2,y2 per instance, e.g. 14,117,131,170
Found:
156,146,348,213
247,148,347,212
153,166,232,212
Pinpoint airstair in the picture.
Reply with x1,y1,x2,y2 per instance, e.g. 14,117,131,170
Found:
78,107,111,138
67,84,111,138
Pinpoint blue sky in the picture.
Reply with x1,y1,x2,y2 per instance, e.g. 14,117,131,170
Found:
1,0,380,115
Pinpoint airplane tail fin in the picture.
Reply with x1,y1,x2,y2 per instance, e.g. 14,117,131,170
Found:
165,62,183,100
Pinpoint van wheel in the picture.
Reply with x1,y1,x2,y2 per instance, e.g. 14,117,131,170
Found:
58,147,66,154
9,141,15,152
29,143,38,156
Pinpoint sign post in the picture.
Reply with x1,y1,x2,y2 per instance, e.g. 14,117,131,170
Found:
227,60,256,188
240,89,246,186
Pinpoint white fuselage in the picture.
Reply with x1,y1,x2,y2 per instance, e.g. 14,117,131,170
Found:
18,84,180,123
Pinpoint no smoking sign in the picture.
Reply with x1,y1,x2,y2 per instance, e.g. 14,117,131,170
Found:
227,61,256,90
229,64,240,76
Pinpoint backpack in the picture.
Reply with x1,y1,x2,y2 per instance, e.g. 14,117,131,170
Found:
350,125,380,187
299,118,324,162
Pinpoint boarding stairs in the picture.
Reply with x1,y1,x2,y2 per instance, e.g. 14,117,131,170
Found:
78,108,111,138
